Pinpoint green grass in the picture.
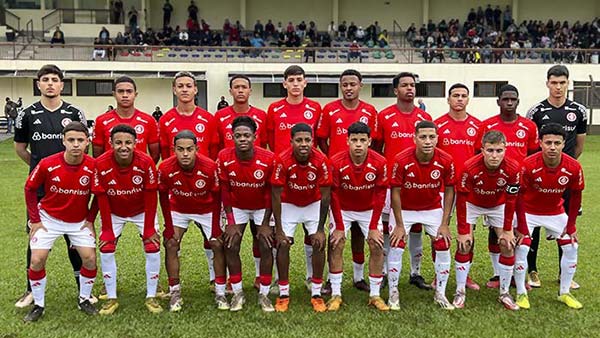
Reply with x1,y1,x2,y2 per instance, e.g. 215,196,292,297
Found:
1,137,599,338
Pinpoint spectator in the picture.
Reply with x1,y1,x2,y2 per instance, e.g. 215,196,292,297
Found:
217,96,228,110
265,19,275,38
307,21,317,41
114,31,126,44
321,32,332,47
152,106,163,122
348,21,357,40
349,40,361,62
163,0,173,28
4,97,20,134
303,36,315,62
128,6,138,32
254,20,264,38
276,21,284,34
485,4,493,26
92,38,107,60
338,21,347,39
223,18,231,41
327,21,337,39
112,0,123,24
106,105,114,113
178,29,189,45
188,0,198,22
418,99,426,111
503,5,512,30
297,20,307,39
250,32,265,56
98,26,110,43
286,21,295,34
493,5,502,30
377,30,389,47
355,26,365,42
50,26,65,46
240,35,251,54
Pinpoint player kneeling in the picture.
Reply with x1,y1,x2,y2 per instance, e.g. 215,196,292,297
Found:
389,120,455,310
23,122,98,322
271,123,331,312
94,124,162,314
158,130,223,312
329,122,389,311
453,130,520,310
514,123,584,309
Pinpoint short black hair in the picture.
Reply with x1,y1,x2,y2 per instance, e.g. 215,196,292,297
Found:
547,65,569,79
347,122,371,137
37,64,63,81
172,71,196,86
229,74,252,88
539,122,566,140
448,83,469,96
232,115,257,133
174,130,197,145
110,124,137,140
415,120,437,133
291,123,312,138
392,72,416,88
283,65,305,79
340,69,362,82
113,76,137,91
62,121,89,137
498,84,519,98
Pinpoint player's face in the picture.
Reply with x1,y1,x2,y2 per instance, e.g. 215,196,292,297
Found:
37,74,64,99
283,75,306,98
540,134,565,161
546,75,568,100
482,142,506,169
173,76,198,104
393,77,416,102
113,82,137,109
497,91,519,114
233,125,256,152
340,75,362,101
291,131,313,160
174,138,197,169
110,132,136,162
229,78,252,104
347,133,371,157
63,130,89,157
448,88,469,112
414,128,438,155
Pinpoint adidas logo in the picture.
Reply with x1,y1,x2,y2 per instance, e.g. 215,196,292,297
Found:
52,176,61,182
407,172,415,177
280,113,287,118
443,129,451,134
33,119,42,125
535,177,542,182
174,180,182,186
171,127,178,133
290,173,297,179
335,118,343,124
108,179,117,185
392,122,399,127
342,175,350,180
229,171,236,177
542,115,550,120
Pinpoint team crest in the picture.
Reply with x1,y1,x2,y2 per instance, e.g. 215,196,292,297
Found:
307,171,316,181
558,176,569,185
365,172,376,182
79,176,90,186
566,112,577,122
496,178,507,187
359,116,369,124
132,175,143,185
304,110,313,120
195,179,206,189
430,169,441,180
135,124,145,134
516,130,526,139
254,169,264,180
61,118,72,127
195,123,205,133
467,127,476,137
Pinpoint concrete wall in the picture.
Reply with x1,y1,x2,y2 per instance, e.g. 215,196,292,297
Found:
146,0,239,31
338,0,419,31
44,24,125,39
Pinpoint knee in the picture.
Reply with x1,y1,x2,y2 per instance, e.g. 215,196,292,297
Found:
368,242,383,257
228,238,242,253
433,238,450,252
29,255,46,270
165,238,180,253
209,238,224,253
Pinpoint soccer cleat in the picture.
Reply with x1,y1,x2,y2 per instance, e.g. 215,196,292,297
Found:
23,305,44,323
229,292,245,312
98,284,108,300
498,293,519,311
169,289,183,312
434,292,455,310
353,279,370,292
452,290,466,309
15,290,33,308
156,284,170,300
388,289,400,311
78,299,98,315
326,295,343,311
254,277,261,291
258,294,274,312
209,280,215,293
516,293,530,309
99,299,119,315
321,280,332,296
557,293,583,309
275,297,290,312
571,280,580,290
145,297,164,314
88,294,98,304
215,295,230,310
486,276,500,289
528,271,541,288
368,296,390,311
409,274,433,290
466,276,481,291
311,296,327,312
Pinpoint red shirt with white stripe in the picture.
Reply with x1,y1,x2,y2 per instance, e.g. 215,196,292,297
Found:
214,105,268,149
376,105,432,161
93,109,159,154
474,115,539,162
159,107,218,159
434,113,481,173
266,97,321,155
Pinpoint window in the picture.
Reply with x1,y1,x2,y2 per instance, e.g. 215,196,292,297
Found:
76,80,113,96
573,82,600,109
372,84,394,98
263,83,339,98
473,81,508,97
372,82,445,98
33,79,73,96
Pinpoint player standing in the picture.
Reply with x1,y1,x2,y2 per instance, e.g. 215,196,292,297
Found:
23,122,98,322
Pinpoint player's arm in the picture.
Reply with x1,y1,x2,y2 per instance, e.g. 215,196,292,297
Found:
142,163,159,242
390,186,405,247
159,121,171,160
565,167,584,240
158,185,174,239
514,167,529,243
24,163,46,236
317,138,329,155
14,142,31,166
318,186,331,233
575,133,585,159
437,185,454,245
266,107,275,151
371,114,384,152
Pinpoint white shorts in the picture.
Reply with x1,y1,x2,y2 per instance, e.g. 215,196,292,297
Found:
232,207,268,226
389,208,443,237
172,211,221,240
331,210,383,238
102,212,159,238
30,210,96,250
525,213,570,240
467,203,516,229
281,201,320,238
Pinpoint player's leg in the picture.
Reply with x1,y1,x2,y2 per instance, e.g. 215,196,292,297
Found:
453,232,473,309
302,225,314,287
326,217,348,311
493,227,518,310
164,221,187,312
134,214,162,313
432,233,453,310
557,236,581,308
408,223,429,289
73,245,98,315
275,204,298,312
558,190,579,290
514,222,532,310
304,202,326,312
25,248,50,322
256,221,275,312
98,214,124,315
487,227,501,288
526,226,541,287
209,234,229,311
199,228,216,288
350,221,369,291
223,210,248,312
364,221,389,312
249,220,262,289
63,234,83,289
386,215,407,310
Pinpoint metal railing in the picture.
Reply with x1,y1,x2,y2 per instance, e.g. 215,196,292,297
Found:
42,10,60,34
25,19,34,43
5,10,20,32
53,9,111,25
391,20,405,48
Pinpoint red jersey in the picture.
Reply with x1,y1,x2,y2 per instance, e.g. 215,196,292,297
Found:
520,152,584,216
93,150,158,217
330,149,388,230
214,105,268,149
217,146,275,210
266,97,321,154
158,154,219,214
390,147,456,211
434,113,481,173
93,109,159,154
376,105,432,160
25,153,95,223
474,115,539,162
271,147,332,206
316,99,378,156
159,107,218,159
455,153,520,233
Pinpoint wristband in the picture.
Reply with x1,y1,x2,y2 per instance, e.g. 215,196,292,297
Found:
226,211,235,225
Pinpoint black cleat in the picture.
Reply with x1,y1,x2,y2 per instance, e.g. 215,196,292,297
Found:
24,305,44,323
353,279,370,292
78,299,98,315
409,274,433,290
